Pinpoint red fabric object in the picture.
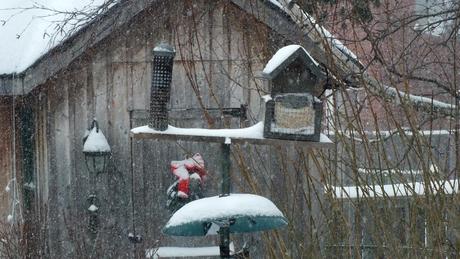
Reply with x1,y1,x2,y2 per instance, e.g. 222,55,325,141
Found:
177,179,189,198
170,153,207,198
184,153,207,180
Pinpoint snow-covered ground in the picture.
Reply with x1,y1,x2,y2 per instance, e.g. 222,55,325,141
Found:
0,0,108,74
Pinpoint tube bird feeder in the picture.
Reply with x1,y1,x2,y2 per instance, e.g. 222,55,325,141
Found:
149,43,175,131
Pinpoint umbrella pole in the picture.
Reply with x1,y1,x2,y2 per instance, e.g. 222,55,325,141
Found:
220,225,231,258
220,142,231,258
221,142,231,196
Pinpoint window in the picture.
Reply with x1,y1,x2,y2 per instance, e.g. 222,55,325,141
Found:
327,164,459,258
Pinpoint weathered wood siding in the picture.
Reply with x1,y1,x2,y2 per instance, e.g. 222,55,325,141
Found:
0,98,13,221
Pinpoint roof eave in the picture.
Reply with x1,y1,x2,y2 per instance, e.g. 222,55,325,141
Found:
2,0,309,97
1,0,156,96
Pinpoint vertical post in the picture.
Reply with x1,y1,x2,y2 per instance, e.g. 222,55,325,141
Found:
220,138,231,258
221,140,231,196
219,226,231,258
87,194,98,235
149,43,175,131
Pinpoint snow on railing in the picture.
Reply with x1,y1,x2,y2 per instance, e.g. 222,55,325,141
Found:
146,243,235,258
327,179,459,199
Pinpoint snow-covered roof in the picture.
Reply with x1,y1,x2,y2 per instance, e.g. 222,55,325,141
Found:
0,0,108,74
267,0,283,9
0,0,455,116
329,179,459,199
262,44,320,78
263,45,301,75
267,0,360,66
0,0,348,76
357,164,439,176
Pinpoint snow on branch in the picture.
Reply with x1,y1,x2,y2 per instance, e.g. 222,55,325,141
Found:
364,76,457,117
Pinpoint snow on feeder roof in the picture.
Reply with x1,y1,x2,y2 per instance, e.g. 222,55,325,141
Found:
261,44,326,98
83,127,111,153
163,194,287,236
262,44,320,80
153,43,175,55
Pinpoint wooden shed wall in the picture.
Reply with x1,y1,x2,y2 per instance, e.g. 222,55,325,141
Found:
24,1,325,258
0,98,13,221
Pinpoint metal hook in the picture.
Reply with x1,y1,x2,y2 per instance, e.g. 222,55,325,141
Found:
91,118,99,132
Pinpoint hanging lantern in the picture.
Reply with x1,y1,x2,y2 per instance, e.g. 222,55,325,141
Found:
83,119,111,174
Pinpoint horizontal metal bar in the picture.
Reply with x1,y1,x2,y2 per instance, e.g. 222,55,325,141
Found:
130,131,333,148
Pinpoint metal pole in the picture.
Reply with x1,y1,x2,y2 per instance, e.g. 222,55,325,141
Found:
219,225,231,258
220,141,231,258
221,141,231,196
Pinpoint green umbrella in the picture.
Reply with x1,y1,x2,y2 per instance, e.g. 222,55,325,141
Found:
163,194,288,236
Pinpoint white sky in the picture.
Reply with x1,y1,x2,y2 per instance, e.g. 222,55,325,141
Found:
0,0,106,74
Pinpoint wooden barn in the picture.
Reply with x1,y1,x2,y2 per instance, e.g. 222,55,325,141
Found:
1,0,457,258
0,0,343,258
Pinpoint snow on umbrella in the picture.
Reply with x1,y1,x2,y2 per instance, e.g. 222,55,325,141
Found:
163,194,287,236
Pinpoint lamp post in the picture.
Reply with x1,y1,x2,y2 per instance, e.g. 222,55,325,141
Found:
82,118,111,234
87,194,99,234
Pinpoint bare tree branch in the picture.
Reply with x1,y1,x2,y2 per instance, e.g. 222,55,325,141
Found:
277,0,458,118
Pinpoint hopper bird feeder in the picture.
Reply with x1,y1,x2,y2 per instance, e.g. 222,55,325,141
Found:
262,45,326,142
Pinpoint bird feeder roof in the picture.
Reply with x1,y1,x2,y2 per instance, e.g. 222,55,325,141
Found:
262,44,323,81
163,194,288,236
153,43,175,56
